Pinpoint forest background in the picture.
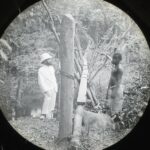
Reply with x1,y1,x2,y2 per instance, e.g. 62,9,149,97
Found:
0,0,150,132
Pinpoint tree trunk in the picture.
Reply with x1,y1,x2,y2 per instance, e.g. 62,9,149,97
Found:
16,77,23,105
71,105,84,147
71,55,88,147
74,54,98,106
77,54,88,103
58,14,75,142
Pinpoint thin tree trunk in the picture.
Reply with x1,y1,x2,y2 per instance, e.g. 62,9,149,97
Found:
16,77,23,105
42,0,60,45
77,54,88,103
58,14,75,143
74,57,98,106
71,55,88,147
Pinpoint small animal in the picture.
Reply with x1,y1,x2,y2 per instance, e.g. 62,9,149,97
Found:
82,110,115,135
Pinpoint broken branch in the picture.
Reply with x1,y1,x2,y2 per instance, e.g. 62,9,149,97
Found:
42,0,60,45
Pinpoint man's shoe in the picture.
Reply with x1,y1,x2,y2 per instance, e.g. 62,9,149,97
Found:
40,114,46,119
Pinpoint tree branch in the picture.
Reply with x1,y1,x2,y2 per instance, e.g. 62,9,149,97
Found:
89,56,109,83
0,79,4,84
42,0,60,45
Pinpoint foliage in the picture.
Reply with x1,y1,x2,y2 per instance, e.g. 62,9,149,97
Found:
0,0,150,130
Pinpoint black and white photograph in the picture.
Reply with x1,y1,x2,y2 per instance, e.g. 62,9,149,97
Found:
0,0,150,150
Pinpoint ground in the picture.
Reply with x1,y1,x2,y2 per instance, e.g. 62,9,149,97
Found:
9,117,131,150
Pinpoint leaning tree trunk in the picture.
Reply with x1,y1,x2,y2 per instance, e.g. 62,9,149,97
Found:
71,54,88,147
57,14,75,146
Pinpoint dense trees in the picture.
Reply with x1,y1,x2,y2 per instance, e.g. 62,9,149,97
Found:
0,0,150,149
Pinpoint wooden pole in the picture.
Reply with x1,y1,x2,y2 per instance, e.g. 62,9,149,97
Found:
71,54,88,147
76,54,88,103
42,0,60,45
74,57,98,106
58,14,75,142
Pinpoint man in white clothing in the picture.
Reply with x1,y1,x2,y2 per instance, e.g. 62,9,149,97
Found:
38,53,58,119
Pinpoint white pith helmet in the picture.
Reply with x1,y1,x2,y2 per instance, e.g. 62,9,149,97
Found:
40,53,52,63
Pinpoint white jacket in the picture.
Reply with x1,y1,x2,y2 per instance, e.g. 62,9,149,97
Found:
38,65,58,93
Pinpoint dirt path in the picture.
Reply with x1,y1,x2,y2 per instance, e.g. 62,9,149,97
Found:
9,117,131,150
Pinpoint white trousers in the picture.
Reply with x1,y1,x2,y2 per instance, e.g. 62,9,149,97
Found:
42,90,57,118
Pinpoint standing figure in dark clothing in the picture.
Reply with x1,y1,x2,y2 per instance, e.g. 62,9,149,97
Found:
106,53,123,117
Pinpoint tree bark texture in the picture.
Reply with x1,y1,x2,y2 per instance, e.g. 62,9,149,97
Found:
58,14,75,140
71,55,88,147
77,55,88,103
71,105,84,147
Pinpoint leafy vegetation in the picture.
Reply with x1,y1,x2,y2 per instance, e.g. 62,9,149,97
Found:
0,0,150,149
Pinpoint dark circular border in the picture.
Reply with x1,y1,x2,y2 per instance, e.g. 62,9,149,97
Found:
0,0,150,150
